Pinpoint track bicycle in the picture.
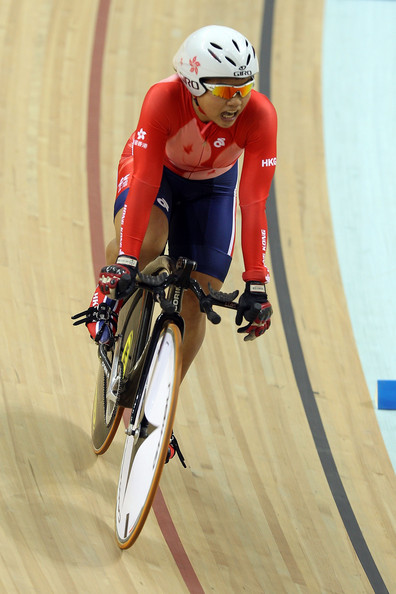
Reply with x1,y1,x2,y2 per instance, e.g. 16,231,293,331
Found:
73,256,239,548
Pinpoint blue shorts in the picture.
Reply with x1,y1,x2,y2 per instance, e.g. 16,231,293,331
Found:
114,164,238,282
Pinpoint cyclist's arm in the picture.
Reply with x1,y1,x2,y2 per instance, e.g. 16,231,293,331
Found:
119,85,171,259
238,95,277,283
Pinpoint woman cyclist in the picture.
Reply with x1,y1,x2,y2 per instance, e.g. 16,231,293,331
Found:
82,25,277,386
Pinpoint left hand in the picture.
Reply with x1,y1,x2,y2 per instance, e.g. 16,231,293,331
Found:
235,281,273,341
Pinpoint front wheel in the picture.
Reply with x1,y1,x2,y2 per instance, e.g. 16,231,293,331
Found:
91,289,154,455
91,346,124,455
115,322,182,549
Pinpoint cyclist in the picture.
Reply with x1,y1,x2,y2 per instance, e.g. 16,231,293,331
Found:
83,25,277,384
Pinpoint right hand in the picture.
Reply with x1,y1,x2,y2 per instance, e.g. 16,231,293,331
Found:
98,255,138,299
235,281,273,341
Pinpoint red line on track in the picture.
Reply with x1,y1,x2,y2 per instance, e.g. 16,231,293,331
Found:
86,0,109,275
86,3,204,592
152,489,205,594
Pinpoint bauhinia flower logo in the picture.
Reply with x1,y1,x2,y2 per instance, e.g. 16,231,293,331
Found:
189,56,200,74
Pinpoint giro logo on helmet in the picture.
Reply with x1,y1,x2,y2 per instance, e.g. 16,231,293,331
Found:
181,75,200,91
234,70,253,77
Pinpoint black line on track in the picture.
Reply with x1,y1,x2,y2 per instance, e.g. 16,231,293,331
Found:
260,3,388,592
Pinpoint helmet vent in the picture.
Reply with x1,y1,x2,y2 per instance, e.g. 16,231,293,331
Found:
225,56,237,66
246,54,251,65
210,42,223,50
208,49,221,63
232,40,240,52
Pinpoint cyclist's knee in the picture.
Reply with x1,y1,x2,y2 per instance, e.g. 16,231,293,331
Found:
193,271,223,294
182,271,222,323
105,210,123,265
109,205,168,270
106,238,119,265
140,206,168,269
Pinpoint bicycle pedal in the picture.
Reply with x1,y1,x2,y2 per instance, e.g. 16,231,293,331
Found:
165,433,187,468
165,445,175,464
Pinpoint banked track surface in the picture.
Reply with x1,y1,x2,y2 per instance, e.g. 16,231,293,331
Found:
0,1,395,592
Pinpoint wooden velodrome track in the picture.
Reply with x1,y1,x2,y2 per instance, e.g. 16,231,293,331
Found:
1,1,395,592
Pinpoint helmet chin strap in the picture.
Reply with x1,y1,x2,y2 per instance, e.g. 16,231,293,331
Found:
193,96,207,116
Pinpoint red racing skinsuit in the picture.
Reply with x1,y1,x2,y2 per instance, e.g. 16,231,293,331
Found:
118,74,277,283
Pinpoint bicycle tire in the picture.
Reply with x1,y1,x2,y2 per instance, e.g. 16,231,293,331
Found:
91,289,154,455
115,321,182,549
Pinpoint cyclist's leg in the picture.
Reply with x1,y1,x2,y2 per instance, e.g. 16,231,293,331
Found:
179,270,222,381
88,205,167,344
166,165,238,380
107,210,221,381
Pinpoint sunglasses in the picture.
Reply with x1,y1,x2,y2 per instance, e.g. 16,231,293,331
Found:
204,79,255,100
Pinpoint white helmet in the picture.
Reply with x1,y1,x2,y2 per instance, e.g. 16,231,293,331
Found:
173,25,259,96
